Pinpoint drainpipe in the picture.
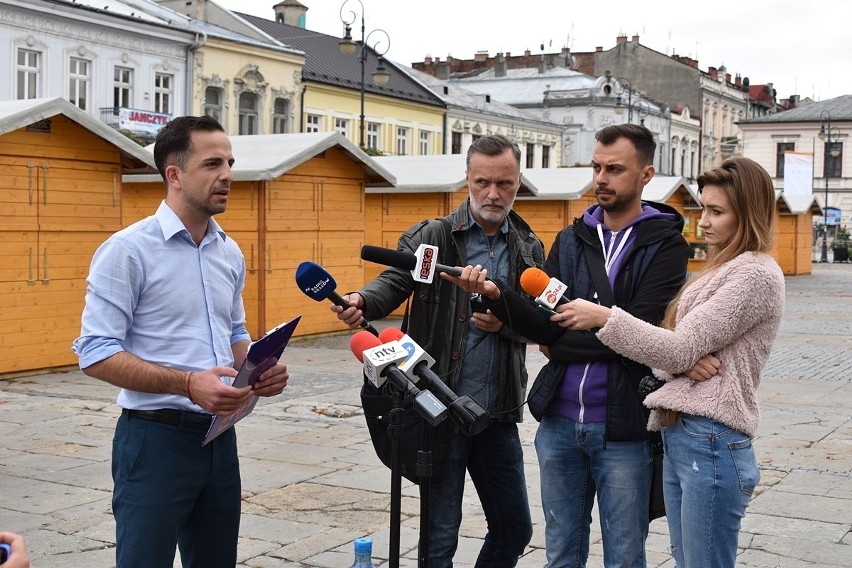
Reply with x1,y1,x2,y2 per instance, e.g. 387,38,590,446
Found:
442,112,448,154
186,32,207,115
298,78,307,131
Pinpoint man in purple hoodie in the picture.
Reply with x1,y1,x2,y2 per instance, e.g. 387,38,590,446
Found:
446,124,690,567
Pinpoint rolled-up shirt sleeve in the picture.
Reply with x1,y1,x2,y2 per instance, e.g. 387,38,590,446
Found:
73,236,141,369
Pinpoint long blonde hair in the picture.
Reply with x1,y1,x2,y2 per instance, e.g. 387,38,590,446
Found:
662,157,776,329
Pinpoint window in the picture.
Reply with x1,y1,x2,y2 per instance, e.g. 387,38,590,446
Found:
113,66,133,109
238,92,258,135
17,48,41,100
335,118,349,139
775,142,795,178
154,73,172,114
419,131,430,155
366,122,379,150
203,87,223,122
542,144,550,168
305,114,320,133
451,132,462,154
825,142,843,178
526,143,535,168
272,98,290,134
397,127,409,156
68,57,90,111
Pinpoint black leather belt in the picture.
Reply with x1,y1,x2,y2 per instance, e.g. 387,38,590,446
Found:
124,408,212,431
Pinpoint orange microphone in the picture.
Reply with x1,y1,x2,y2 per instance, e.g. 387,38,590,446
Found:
520,267,571,310
378,327,404,343
519,267,552,297
349,330,383,363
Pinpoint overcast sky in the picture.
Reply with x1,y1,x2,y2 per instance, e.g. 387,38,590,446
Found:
215,0,851,102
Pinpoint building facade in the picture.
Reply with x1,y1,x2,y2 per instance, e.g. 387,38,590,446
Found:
451,66,671,169
1,0,194,141
1,0,306,141
228,5,446,155
739,95,851,233
400,65,563,166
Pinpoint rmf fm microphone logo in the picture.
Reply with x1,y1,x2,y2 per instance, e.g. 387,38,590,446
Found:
545,281,565,304
305,277,330,295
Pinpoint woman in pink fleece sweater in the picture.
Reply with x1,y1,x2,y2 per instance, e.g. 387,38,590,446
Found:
558,156,785,568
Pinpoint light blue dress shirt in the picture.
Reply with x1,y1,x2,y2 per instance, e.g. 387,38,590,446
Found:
73,201,250,411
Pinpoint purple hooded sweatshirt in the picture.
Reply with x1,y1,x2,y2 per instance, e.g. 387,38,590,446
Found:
549,202,678,423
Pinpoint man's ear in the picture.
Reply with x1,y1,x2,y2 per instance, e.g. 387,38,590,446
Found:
165,164,182,188
641,165,656,185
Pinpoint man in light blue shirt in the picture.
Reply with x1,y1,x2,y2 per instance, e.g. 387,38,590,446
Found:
73,115,289,568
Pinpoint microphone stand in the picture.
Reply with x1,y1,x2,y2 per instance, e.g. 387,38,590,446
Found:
416,420,433,568
387,393,404,568
376,375,485,566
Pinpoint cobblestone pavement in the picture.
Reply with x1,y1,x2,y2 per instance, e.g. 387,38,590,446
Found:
0,264,849,567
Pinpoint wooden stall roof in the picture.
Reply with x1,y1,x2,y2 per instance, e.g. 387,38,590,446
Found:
0,97,155,169
689,183,821,215
516,167,593,200
124,132,395,185
643,175,700,203
777,191,821,215
366,154,536,196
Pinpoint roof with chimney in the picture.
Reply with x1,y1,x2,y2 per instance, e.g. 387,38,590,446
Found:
235,12,444,108
39,0,304,55
451,67,597,106
743,95,852,123
395,65,560,129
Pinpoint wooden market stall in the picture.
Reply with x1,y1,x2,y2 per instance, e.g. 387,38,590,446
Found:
124,132,394,338
774,192,820,275
0,98,155,374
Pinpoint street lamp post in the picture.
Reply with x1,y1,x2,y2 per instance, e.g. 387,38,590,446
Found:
818,110,841,263
633,99,651,126
604,71,635,123
339,0,390,149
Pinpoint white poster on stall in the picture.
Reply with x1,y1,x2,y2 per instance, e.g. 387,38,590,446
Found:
783,152,814,197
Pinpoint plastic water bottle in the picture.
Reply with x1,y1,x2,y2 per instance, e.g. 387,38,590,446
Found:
349,537,375,567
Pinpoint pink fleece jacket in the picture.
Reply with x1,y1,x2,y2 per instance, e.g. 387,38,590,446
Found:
597,251,785,437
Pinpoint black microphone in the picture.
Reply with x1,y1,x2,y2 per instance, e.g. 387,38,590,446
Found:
295,261,379,336
379,327,490,437
361,245,463,278
350,331,448,426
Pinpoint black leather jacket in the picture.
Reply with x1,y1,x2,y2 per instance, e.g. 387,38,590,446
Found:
359,199,545,422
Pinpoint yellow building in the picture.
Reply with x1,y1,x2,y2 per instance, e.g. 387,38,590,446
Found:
191,36,305,137
235,8,446,154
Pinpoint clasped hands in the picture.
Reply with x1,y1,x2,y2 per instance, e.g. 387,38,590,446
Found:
190,362,289,416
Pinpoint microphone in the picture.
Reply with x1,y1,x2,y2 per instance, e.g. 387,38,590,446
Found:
361,245,465,283
295,261,379,336
350,331,448,426
520,267,571,311
379,327,489,437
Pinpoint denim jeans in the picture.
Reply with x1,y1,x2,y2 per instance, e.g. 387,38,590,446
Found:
661,414,759,568
426,422,533,567
112,411,241,568
535,414,651,568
